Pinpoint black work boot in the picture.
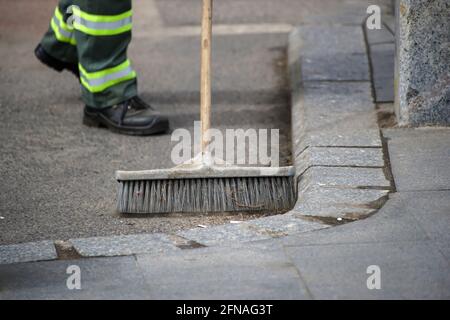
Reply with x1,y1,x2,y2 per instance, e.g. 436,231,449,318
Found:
34,44,80,79
83,96,169,136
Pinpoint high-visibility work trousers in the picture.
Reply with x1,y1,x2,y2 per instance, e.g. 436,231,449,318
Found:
39,0,137,108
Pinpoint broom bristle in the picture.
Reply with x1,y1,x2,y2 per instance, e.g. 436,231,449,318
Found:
117,176,296,214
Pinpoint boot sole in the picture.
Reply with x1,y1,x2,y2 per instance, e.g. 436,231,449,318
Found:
83,110,169,136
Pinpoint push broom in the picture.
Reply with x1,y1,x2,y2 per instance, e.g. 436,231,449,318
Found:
115,0,296,214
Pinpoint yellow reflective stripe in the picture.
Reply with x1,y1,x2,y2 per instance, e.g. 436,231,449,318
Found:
79,60,136,93
79,60,131,79
71,7,132,36
80,71,136,93
72,7,132,23
51,16,76,45
73,22,132,36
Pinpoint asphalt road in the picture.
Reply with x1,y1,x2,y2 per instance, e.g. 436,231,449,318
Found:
0,0,392,244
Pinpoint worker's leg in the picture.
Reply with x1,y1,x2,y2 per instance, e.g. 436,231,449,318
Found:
36,0,168,135
72,0,137,108
35,0,79,76
73,0,168,135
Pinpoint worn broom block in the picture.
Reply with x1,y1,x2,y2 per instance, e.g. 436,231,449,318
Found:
116,166,296,214
115,0,296,214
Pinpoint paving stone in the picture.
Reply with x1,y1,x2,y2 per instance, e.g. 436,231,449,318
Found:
435,241,450,261
303,81,374,113
293,26,369,81
293,129,383,163
136,242,309,299
403,191,450,243
308,111,378,133
300,129,382,148
294,185,389,220
300,81,378,131
365,25,395,45
374,76,395,103
289,32,379,180
371,43,395,102
0,241,57,265
298,167,391,190
314,147,384,167
70,233,179,257
371,43,395,79
289,27,388,221
295,150,313,176
285,241,450,299
297,147,384,169
293,184,387,219
292,204,375,219
177,224,271,246
295,146,385,176
300,185,389,204
283,192,430,246
383,128,450,191
382,15,396,35
244,214,328,236
0,256,150,299
301,53,370,82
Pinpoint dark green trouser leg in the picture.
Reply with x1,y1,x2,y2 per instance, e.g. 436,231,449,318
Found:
39,0,78,64
40,0,137,109
73,0,137,108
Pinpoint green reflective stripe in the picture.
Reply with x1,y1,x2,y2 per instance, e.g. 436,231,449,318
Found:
51,9,76,45
79,60,136,93
72,7,132,36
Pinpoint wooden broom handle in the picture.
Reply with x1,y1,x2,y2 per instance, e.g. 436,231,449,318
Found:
200,0,212,153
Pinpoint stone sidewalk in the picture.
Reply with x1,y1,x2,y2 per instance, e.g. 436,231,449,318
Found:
1,126,449,300
1,0,449,299
0,0,394,252
0,18,394,261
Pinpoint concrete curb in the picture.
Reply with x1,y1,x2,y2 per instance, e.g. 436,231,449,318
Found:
0,241,58,265
0,25,393,265
288,26,392,222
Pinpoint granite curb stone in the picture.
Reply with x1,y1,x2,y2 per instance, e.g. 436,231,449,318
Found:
0,241,57,265
288,26,391,222
396,0,450,126
70,233,180,257
293,26,370,81
296,147,385,175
